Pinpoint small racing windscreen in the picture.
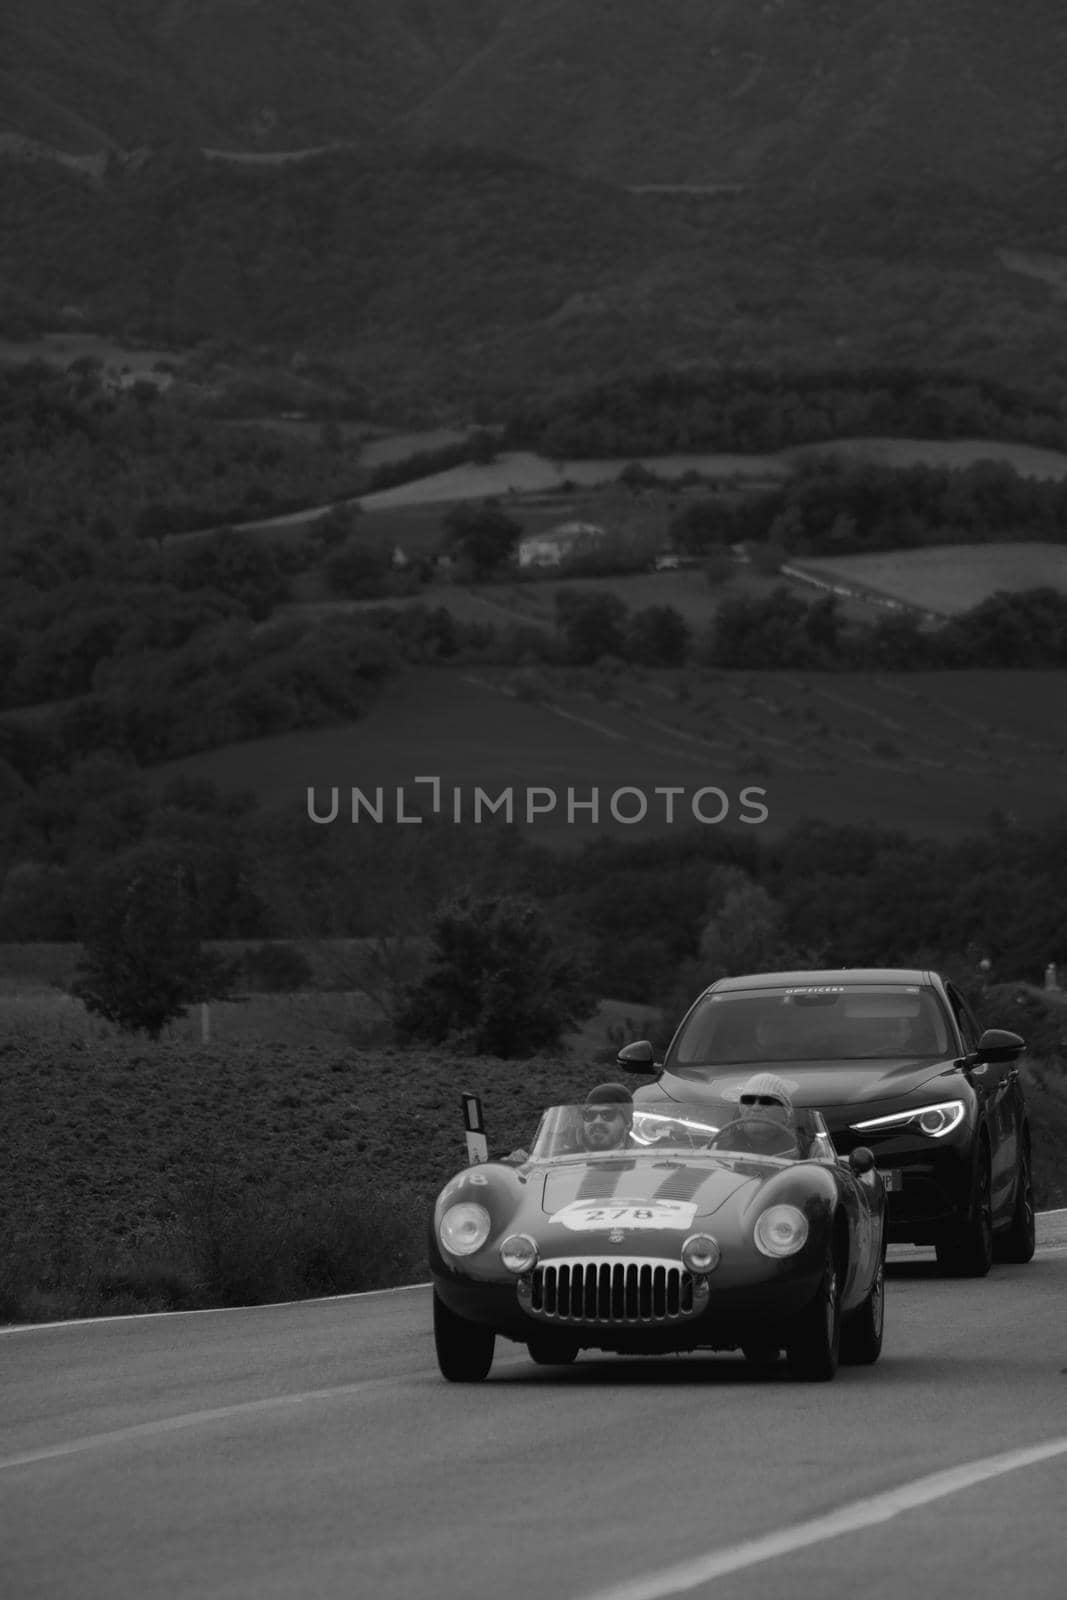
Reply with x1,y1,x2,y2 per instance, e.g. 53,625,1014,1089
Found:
527,1101,837,1163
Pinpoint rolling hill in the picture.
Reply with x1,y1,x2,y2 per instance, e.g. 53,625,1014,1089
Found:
402,0,1067,195
5,4,1067,410
0,0,513,152
4,139,1067,412
5,0,1067,202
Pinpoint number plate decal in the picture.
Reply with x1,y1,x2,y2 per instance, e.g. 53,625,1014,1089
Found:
879,1169,902,1192
550,1200,698,1232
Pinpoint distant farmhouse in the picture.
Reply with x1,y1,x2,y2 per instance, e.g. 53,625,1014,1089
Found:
517,521,608,569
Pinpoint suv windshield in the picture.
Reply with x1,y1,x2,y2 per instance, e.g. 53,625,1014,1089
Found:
528,1100,837,1163
668,985,950,1066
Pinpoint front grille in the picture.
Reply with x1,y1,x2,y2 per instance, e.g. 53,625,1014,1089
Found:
519,1258,707,1325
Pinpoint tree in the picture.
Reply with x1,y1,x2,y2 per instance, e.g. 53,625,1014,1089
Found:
669,498,732,554
325,540,392,598
555,590,627,663
468,428,499,464
394,892,596,1057
72,842,235,1039
441,504,522,577
625,605,691,666
699,875,785,978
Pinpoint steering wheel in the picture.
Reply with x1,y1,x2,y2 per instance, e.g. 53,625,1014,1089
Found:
705,1118,796,1152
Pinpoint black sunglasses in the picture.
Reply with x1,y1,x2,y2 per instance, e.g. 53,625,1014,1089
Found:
740,1095,786,1107
583,1107,625,1122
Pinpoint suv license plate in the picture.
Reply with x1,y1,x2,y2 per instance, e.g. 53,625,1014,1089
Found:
879,1168,902,1192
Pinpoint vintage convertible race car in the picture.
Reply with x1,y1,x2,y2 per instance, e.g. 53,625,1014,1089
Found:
429,1095,887,1383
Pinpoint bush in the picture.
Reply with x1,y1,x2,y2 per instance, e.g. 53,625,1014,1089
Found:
625,605,691,666
440,504,522,577
0,1179,424,1319
395,892,597,1057
974,983,1067,1061
173,1174,424,1304
325,540,392,598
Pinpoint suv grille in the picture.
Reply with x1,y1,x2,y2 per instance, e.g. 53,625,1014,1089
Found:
519,1258,707,1325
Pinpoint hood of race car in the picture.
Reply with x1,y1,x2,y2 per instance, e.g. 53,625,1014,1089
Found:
540,1157,757,1220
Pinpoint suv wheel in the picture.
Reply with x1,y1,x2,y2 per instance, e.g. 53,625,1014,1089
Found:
993,1139,1036,1264
936,1145,993,1278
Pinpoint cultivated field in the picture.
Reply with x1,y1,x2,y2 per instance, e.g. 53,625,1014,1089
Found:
357,449,789,510
149,664,1067,844
793,542,1067,615
357,436,1067,514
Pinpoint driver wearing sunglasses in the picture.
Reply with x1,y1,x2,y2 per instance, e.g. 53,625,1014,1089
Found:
580,1082,634,1151
709,1072,800,1156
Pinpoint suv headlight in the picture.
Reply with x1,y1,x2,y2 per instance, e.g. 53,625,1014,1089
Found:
439,1202,492,1256
754,1205,808,1258
850,1100,966,1139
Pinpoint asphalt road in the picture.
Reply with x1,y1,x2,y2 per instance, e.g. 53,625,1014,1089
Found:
2,1214,1065,1600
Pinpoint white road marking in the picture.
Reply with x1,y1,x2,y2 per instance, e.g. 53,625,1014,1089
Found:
0,1351,532,1473
0,1350,537,1472
576,1437,1067,1600
0,1385,388,1472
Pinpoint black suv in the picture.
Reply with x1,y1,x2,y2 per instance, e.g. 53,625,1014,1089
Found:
617,968,1034,1277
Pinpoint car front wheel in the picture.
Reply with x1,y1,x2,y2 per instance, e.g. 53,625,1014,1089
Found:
433,1290,495,1382
527,1333,580,1366
787,1247,841,1382
741,1344,782,1371
993,1140,1036,1264
935,1144,993,1278
840,1252,885,1365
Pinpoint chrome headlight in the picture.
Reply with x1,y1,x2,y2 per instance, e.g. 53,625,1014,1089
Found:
499,1234,539,1273
850,1100,966,1139
754,1204,809,1258
439,1202,492,1256
681,1234,721,1273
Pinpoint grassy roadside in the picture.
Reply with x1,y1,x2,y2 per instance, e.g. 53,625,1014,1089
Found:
0,993,598,1323
2,993,1064,1325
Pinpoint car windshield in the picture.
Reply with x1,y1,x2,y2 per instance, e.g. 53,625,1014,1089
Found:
527,1100,837,1163
668,984,950,1066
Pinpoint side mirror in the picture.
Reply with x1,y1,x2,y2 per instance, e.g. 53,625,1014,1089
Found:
974,1028,1026,1064
616,1039,658,1073
850,1146,875,1176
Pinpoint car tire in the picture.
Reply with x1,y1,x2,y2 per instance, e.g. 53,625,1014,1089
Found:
993,1139,1036,1264
840,1252,885,1365
786,1246,841,1382
433,1289,495,1382
527,1334,580,1366
741,1344,782,1370
935,1144,993,1278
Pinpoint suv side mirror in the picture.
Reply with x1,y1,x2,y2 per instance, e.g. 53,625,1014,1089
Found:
974,1028,1026,1063
849,1146,876,1176
616,1039,658,1073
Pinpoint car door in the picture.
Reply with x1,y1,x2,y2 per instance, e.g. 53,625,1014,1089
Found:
946,982,1015,1218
